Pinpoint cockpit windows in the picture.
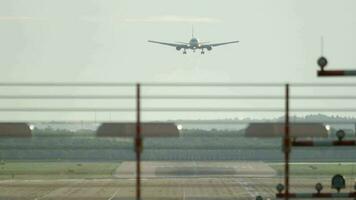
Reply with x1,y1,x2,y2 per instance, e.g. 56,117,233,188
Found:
190,38,198,43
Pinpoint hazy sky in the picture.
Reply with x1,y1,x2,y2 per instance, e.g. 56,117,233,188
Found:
0,0,356,121
0,0,356,83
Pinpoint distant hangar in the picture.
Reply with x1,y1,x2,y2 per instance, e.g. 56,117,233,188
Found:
97,122,179,137
0,123,32,137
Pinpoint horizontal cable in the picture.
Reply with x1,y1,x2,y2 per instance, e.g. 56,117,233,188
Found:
174,120,356,124
1,146,355,150
292,95,356,100
0,107,277,112
142,82,285,87
0,95,135,99
0,107,355,112
140,107,283,112
0,108,134,112
291,83,356,87
0,82,356,87
145,82,356,87
0,82,285,87
0,82,135,87
0,95,283,100
290,108,356,112
2,120,356,124
152,108,356,112
0,135,254,138
0,107,283,112
1,95,356,100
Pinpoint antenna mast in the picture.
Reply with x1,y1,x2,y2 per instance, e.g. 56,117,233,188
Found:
192,26,194,38
320,36,324,56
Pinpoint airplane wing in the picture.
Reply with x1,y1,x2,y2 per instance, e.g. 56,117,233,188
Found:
175,41,189,45
202,40,239,47
148,40,188,48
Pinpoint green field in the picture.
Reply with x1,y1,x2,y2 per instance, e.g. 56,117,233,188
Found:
0,161,120,179
269,162,356,176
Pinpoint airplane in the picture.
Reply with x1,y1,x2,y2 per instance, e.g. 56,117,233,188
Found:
148,28,239,54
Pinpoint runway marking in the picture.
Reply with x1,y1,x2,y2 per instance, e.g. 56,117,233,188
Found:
33,185,63,200
268,162,356,165
108,190,119,200
33,179,87,200
33,189,58,200
235,178,261,198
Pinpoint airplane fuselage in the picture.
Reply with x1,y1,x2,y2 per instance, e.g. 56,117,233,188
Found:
148,31,239,54
189,37,200,49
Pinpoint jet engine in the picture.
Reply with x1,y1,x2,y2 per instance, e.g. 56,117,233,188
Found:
176,46,182,51
206,46,212,51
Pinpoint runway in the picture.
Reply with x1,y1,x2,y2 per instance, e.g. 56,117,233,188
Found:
0,161,351,200
114,161,277,178
0,177,344,200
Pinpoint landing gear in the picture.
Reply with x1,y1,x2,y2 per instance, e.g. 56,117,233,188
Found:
183,50,187,54
201,51,205,54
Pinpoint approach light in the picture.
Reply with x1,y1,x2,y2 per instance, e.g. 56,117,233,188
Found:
177,124,183,131
317,56,328,70
331,174,346,192
255,195,263,200
336,129,346,141
315,183,323,193
276,183,285,193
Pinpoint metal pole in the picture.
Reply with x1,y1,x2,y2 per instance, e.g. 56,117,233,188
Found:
318,70,356,76
284,84,290,200
136,83,142,200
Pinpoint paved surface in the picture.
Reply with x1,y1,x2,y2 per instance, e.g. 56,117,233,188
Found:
0,161,354,200
114,161,277,178
0,177,349,200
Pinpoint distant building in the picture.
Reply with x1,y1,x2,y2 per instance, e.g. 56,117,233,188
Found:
0,123,32,137
96,122,179,137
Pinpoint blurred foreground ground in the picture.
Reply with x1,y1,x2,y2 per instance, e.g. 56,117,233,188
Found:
0,161,355,200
